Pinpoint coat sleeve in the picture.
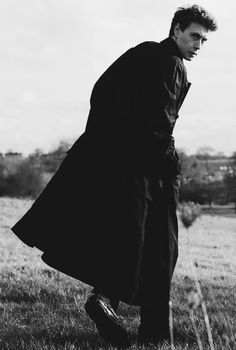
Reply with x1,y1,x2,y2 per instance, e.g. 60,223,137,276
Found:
135,55,184,176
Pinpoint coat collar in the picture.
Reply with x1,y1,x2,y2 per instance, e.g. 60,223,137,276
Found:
160,37,183,60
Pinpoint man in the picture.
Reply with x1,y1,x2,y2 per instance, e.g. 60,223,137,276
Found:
11,4,217,347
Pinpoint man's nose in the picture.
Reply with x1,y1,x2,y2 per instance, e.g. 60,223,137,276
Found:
194,40,201,50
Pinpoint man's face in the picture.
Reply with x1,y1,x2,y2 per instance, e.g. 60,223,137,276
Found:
173,22,208,61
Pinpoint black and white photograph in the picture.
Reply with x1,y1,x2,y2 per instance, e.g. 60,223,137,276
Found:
0,1,235,349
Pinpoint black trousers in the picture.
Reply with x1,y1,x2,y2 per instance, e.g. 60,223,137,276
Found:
139,178,177,334
93,178,178,335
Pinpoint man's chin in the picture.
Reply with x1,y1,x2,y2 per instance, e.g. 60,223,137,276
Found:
184,56,192,61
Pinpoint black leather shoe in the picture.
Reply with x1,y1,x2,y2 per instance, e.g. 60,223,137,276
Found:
85,293,130,347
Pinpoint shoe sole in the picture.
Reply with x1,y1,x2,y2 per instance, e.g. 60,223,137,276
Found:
85,298,130,347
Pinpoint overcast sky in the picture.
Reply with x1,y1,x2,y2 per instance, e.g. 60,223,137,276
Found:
0,0,235,156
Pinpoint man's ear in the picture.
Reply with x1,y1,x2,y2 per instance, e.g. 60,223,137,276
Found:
173,23,181,38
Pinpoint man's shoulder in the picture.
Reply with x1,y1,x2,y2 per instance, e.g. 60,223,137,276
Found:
132,40,184,71
131,41,162,64
132,40,160,52
133,40,181,60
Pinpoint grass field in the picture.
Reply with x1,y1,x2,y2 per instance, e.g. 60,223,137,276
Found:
0,197,236,349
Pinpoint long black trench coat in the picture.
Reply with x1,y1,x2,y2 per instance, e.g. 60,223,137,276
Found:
11,37,191,306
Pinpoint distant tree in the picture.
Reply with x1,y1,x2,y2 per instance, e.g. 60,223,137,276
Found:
202,180,225,205
230,151,236,159
179,179,205,204
230,151,236,169
28,148,44,171
215,151,226,159
41,141,71,173
177,149,189,175
196,146,215,159
223,171,236,206
196,146,215,175
177,149,201,182
179,178,225,205
0,162,6,196
2,158,43,198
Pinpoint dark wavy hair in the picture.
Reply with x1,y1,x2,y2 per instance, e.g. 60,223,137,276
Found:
169,5,218,36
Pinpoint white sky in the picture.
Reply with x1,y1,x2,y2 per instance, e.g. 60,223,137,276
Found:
0,0,235,156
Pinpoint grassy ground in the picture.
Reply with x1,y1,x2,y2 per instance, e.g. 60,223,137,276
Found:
0,197,236,349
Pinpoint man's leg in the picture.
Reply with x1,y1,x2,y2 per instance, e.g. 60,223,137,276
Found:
138,182,176,343
138,242,171,342
139,280,171,342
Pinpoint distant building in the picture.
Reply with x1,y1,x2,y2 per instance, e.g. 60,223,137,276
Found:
182,158,236,183
5,152,23,159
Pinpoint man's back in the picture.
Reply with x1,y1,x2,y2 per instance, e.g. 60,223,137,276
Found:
85,39,185,135
69,38,190,179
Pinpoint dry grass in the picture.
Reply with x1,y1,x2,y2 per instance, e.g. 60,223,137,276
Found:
176,211,236,283
0,197,236,349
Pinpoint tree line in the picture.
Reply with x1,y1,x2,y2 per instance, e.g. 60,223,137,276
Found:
0,143,236,206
